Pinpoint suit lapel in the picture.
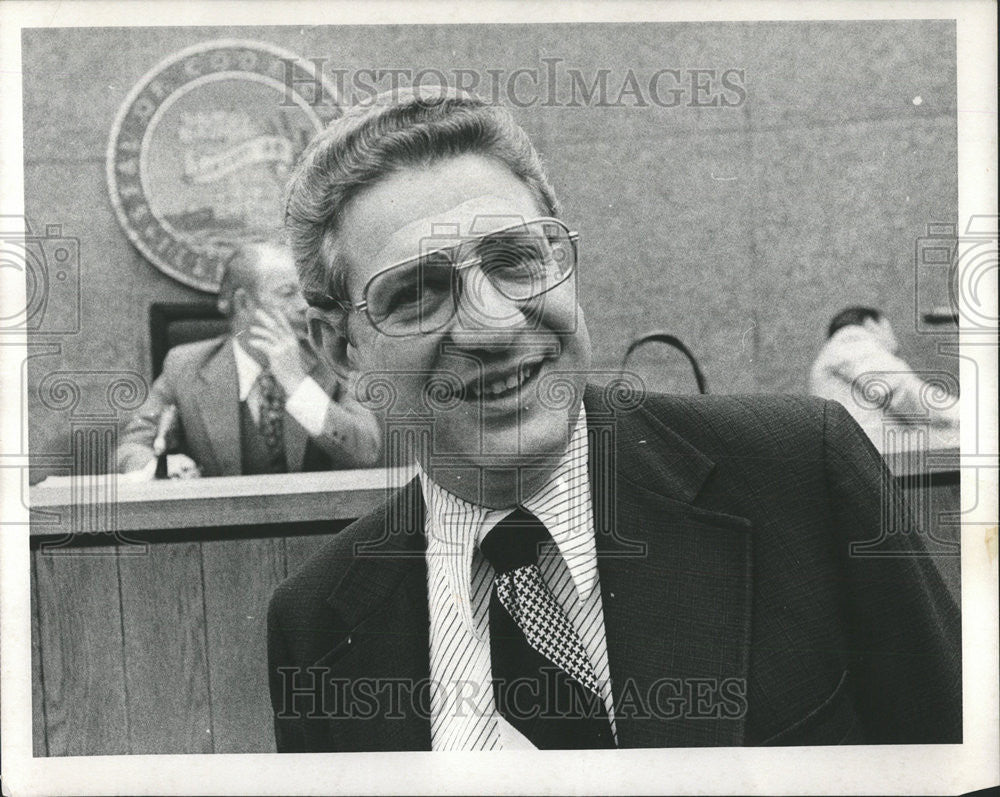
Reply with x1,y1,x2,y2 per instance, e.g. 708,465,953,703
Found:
584,387,754,748
194,338,242,476
319,480,432,751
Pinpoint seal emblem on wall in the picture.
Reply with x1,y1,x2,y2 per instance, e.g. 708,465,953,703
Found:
106,39,339,292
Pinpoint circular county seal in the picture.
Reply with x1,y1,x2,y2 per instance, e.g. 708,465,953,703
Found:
107,40,339,293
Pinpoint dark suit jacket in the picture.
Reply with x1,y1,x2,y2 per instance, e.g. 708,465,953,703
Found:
117,335,380,475
267,387,961,750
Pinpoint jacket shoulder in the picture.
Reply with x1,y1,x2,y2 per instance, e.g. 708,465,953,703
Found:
635,392,832,452
270,519,371,623
269,481,416,625
160,335,228,375
631,393,875,506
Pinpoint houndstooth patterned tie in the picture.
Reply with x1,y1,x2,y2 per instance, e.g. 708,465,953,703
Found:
480,508,614,749
256,370,285,456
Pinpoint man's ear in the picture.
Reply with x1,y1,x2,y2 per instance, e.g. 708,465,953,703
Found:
306,306,354,380
232,286,252,316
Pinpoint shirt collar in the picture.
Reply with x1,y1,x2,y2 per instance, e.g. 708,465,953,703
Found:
231,339,262,402
419,404,597,637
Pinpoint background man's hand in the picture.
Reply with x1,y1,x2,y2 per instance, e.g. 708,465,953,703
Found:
244,308,308,393
165,454,201,479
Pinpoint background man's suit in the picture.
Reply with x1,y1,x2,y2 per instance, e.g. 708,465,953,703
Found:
267,387,961,749
117,335,370,475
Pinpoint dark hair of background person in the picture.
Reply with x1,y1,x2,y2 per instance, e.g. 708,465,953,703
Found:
827,306,883,339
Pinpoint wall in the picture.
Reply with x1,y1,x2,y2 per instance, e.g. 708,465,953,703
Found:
21,21,959,478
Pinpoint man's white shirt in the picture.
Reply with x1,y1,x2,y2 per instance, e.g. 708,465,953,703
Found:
807,325,960,451
420,405,618,750
232,339,328,436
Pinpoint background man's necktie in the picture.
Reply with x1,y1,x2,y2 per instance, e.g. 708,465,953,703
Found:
256,370,285,456
479,507,615,749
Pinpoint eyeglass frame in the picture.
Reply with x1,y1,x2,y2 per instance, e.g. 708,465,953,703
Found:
321,216,580,337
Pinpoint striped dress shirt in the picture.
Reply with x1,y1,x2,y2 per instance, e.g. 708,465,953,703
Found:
420,406,618,750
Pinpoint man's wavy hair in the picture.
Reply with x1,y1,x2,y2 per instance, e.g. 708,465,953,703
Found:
283,87,560,316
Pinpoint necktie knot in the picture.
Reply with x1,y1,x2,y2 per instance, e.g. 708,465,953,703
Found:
479,508,550,574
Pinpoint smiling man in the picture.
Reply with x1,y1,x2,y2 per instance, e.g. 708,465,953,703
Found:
266,89,960,751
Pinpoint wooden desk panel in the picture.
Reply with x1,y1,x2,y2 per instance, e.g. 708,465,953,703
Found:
33,549,129,755
31,524,345,756
117,541,213,755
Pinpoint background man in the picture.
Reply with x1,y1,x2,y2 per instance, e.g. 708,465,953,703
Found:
267,90,960,750
116,236,382,477
809,306,960,452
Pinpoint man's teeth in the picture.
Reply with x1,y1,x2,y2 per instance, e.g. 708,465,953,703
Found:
470,362,540,399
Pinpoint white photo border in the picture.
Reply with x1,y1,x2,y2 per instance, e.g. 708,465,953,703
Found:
1,1,996,795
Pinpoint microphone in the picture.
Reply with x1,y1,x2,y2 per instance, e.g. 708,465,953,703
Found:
152,404,177,479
